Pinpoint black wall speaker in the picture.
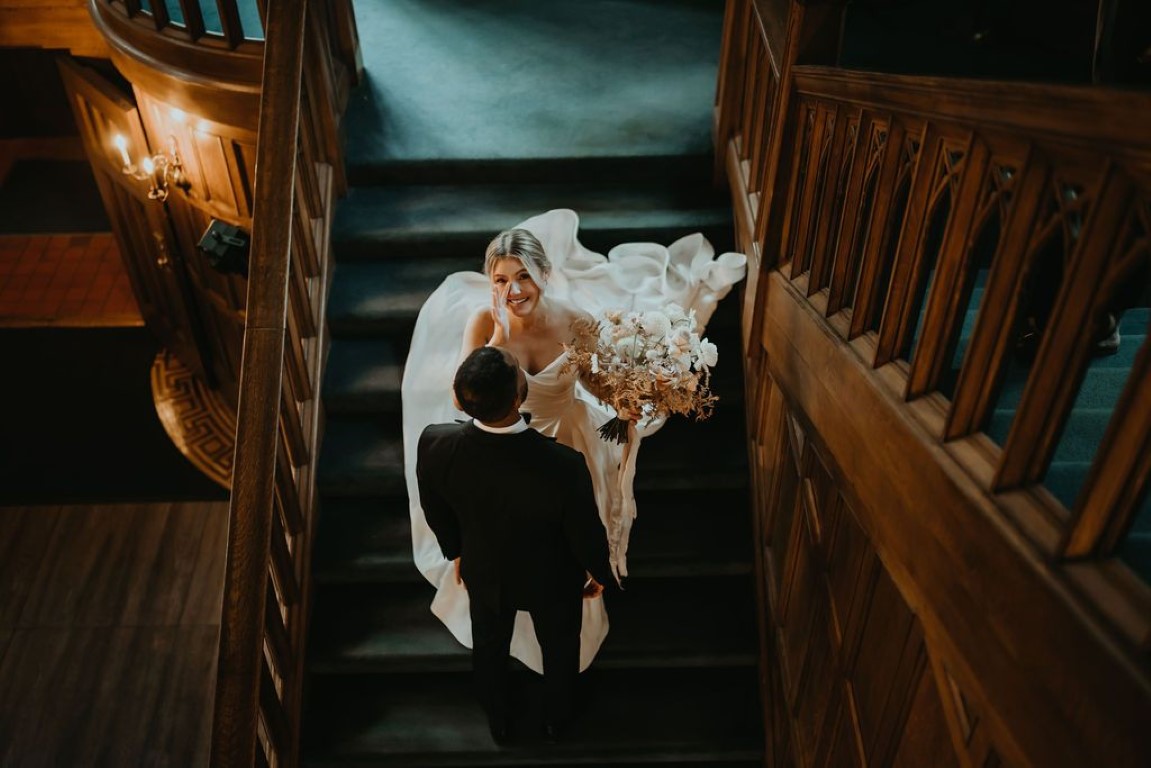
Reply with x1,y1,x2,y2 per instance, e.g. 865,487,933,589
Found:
197,219,250,277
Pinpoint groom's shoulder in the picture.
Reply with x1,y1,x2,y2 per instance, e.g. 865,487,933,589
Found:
419,421,466,446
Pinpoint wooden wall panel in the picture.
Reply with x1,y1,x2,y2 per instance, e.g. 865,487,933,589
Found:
725,5,1151,768
0,1,110,57
130,89,259,405
136,91,259,225
891,660,960,768
755,270,1151,766
751,365,977,768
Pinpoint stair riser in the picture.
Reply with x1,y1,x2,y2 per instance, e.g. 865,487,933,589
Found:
346,155,717,189
333,224,736,264
328,287,745,342
302,666,763,764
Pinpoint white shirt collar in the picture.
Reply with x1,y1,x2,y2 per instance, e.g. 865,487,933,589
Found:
472,416,529,434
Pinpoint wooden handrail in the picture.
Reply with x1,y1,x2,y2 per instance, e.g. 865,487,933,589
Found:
203,2,349,764
790,66,1151,151
210,0,306,765
717,0,1151,765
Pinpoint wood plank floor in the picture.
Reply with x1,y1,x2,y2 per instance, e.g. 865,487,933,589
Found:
0,501,228,766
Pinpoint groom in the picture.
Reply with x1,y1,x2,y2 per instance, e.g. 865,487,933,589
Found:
416,346,613,743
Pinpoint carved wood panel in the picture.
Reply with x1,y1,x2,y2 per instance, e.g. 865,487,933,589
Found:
131,89,260,405
135,90,258,225
750,371,982,768
57,56,212,382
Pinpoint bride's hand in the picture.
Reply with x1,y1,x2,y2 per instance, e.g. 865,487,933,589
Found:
489,284,511,345
616,404,639,422
582,576,604,599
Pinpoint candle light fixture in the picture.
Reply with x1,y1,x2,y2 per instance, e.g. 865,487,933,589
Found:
111,132,190,202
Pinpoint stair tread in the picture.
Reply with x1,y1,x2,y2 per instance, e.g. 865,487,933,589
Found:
313,489,753,585
328,257,746,341
302,667,762,763
323,332,745,416
328,257,477,328
324,339,406,415
317,413,748,499
308,574,757,673
314,498,420,582
334,182,732,245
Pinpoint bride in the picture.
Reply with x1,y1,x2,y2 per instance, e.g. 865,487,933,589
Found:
401,208,746,673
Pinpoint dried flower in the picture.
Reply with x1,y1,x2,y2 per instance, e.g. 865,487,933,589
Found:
562,303,719,442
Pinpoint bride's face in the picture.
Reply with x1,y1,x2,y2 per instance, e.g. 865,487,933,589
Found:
490,257,542,318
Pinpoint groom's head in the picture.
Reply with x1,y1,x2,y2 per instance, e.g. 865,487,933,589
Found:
453,346,528,424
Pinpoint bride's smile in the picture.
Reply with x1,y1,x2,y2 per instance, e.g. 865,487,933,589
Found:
491,257,543,320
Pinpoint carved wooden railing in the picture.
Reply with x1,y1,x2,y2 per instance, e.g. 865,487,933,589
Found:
93,0,264,87
717,0,1151,765
206,1,345,765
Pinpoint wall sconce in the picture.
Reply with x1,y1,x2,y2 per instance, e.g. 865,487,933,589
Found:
112,133,190,202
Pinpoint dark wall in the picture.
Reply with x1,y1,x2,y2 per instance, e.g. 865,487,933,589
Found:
839,0,1100,83
0,48,77,138
0,49,131,139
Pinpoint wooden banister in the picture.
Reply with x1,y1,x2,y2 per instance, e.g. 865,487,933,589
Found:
718,0,1151,764
77,0,356,763
721,8,1151,555
790,66,1151,150
209,0,305,765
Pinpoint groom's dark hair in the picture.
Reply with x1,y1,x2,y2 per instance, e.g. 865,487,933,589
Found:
454,346,519,423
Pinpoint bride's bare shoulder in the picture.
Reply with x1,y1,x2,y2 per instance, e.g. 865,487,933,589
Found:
552,298,593,326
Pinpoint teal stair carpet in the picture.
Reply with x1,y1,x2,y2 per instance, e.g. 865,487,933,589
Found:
301,1,762,765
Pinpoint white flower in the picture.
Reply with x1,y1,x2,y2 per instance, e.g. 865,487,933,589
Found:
699,338,718,367
665,303,687,323
640,310,672,338
614,335,641,361
613,318,638,341
668,327,693,356
591,353,600,374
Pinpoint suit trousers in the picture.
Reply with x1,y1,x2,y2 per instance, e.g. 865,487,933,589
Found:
469,591,583,728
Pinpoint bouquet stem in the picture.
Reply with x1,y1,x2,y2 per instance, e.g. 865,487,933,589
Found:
598,416,630,444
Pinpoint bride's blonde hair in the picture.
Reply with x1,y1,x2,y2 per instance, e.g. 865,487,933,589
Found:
484,228,551,289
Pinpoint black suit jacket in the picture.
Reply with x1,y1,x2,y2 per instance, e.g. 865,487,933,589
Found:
416,420,613,611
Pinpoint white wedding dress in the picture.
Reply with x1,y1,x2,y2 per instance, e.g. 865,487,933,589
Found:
401,208,746,673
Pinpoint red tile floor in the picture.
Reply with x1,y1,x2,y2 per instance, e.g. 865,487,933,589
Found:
0,232,141,327
0,139,141,328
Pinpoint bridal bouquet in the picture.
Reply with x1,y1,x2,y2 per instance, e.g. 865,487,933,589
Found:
562,304,720,443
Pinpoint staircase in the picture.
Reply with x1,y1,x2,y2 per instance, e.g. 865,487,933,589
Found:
300,1,763,765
